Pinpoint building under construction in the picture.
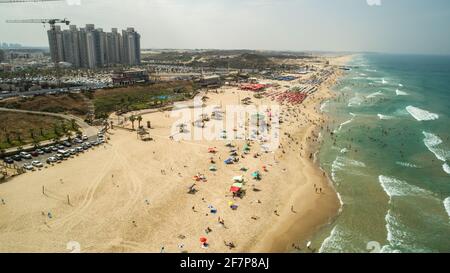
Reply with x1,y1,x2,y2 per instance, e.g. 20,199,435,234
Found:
48,24,141,69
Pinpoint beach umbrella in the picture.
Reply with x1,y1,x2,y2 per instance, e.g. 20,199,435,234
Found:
232,183,243,188
230,186,241,193
233,176,244,182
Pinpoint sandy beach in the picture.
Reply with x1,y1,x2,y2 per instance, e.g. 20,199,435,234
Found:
0,55,352,253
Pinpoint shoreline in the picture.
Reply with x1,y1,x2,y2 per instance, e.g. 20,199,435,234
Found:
0,55,354,253
250,54,354,252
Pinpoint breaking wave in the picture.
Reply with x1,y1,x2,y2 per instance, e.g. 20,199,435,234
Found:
406,106,439,121
422,132,449,162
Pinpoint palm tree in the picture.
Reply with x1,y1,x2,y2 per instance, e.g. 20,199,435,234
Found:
29,128,35,140
137,116,143,129
16,132,22,143
70,119,78,131
5,133,11,144
129,115,136,130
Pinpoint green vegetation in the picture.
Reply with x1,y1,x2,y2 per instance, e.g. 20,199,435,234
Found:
0,93,90,118
0,112,80,150
93,81,197,118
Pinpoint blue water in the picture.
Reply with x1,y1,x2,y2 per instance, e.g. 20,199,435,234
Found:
315,54,450,253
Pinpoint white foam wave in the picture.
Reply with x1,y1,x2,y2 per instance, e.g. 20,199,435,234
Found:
319,226,360,253
367,91,383,99
335,113,356,133
406,106,439,121
378,114,394,120
396,162,419,168
444,197,450,219
443,163,450,175
398,84,403,87
378,175,429,199
422,132,449,162
348,96,363,107
383,210,434,253
382,78,388,84
396,89,408,96
320,100,329,113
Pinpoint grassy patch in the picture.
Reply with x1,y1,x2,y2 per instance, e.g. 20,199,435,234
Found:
0,93,90,118
93,81,197,118
0,112,79,150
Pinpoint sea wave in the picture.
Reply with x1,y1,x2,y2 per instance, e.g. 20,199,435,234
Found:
444,197,450,219
422,132,449,162
320,100,329,113
406,106,439,121
367,91,383,99
443,163,450,175
396,162,419,168
378,175,429,200
396,89,408,96
378,114,394,120
382,210,435,253
348,97,364,107
335,113,356,133
319,226,362,253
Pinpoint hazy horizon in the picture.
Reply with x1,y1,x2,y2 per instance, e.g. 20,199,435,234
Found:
1,0,450,55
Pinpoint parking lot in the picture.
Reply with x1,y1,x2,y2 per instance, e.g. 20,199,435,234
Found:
3,132,106,172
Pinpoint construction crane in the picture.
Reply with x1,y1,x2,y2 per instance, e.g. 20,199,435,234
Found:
0,0,62,3
6,18,71,86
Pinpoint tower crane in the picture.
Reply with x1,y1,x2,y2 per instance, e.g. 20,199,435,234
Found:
0,0,62,3
6,18,71,86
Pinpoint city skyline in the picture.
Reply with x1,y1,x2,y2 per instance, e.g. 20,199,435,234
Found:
0,0,450,55
47,24,141,68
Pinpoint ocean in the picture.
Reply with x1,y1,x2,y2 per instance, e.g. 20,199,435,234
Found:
315,54,450,253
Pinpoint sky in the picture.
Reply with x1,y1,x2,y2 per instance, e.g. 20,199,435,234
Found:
0,0,449,55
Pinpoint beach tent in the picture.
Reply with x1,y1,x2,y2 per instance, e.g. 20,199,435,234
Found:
224,158,234,165
209,165,217,171
233,176,244,182
251,171,261,180
229,183,243,193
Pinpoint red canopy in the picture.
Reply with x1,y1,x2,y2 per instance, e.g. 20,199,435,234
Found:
200,237,208,243
230,186,241,193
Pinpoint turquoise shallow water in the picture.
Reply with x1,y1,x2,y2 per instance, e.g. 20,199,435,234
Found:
314,54,450,253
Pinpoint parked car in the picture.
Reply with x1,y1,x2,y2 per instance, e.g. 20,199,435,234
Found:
51,146,59,152
46,157,57,164
32,160,44,168
76,147,84,153
57,145,65,150
31,151,39,157
63,141,72,147
23,163,34,171
73,138,83,144
3,157,14,164
82,135,88,141
13,155,22,161
69,149,77,155
20,152,32,159
36,149,45,155
43,147,53,153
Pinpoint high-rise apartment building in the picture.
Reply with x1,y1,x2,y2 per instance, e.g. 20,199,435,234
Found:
47,24,141,68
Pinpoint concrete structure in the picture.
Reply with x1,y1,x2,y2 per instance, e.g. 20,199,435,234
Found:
47,24,141,69
112,69,149,85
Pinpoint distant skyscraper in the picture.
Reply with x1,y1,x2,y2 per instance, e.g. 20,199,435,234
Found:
47,25,65,63
47,24,141,68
